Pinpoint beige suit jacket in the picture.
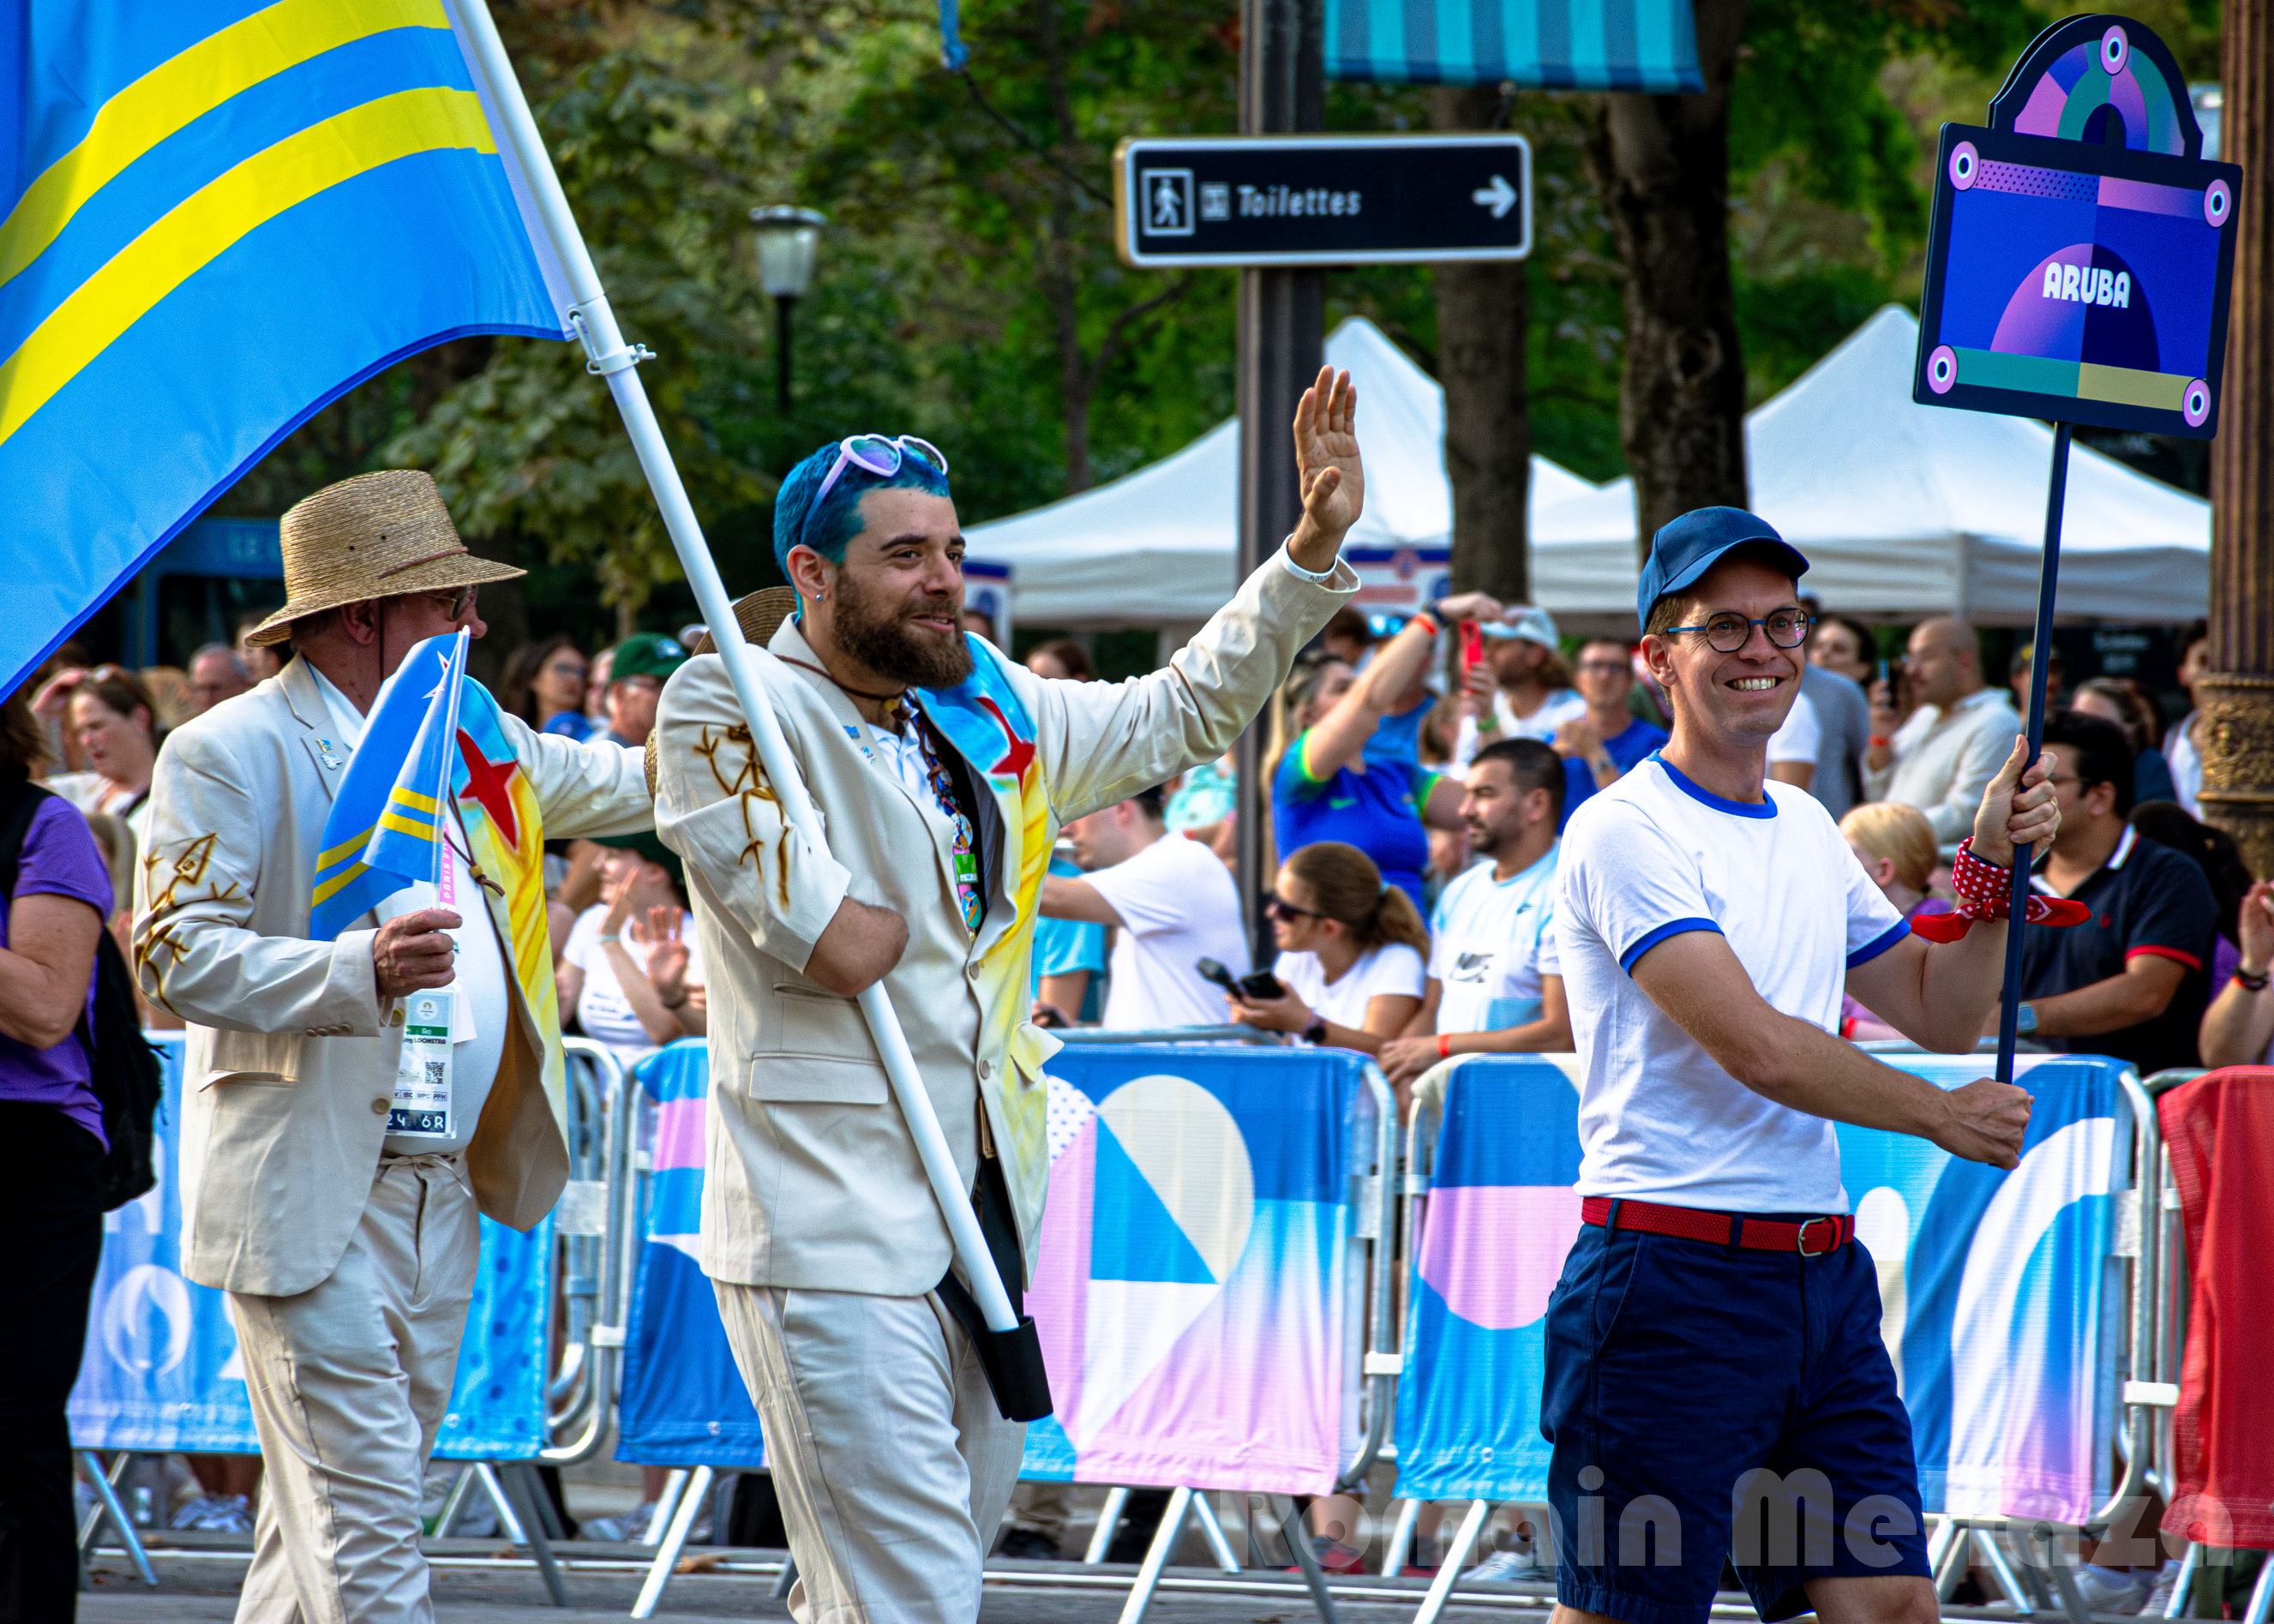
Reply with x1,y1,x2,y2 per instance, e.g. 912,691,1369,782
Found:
133,654,652,1297
652,547,1355,1296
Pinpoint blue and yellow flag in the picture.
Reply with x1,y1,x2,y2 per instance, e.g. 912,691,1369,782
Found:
310,628,465,938
0,0,570,694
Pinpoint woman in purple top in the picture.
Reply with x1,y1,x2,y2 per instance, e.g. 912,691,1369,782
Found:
0,686,114,1620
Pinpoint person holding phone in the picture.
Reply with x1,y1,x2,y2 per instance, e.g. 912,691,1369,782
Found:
1222,842,1427,1052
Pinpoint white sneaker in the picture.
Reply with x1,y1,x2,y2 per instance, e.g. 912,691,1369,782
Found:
171,1494,253,1533
1467,1547,1539,1583
2073,1563,2155,1615
576,1502,658,1544
2141,1560,2185,1617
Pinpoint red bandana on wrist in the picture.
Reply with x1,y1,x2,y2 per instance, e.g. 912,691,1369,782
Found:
1909,836,2092,943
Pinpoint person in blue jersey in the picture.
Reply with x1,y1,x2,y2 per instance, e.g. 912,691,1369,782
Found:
1551,638,1669,827
1273,590,1506,909
1379,739,1572,1093
1543,508,2059,1624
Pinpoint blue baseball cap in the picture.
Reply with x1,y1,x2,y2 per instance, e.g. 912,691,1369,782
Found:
1637,506,1810,628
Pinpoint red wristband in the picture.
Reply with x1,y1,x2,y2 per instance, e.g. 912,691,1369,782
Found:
1869,734,1893,748
1437,1033,1452,1059
1411,611,1441,638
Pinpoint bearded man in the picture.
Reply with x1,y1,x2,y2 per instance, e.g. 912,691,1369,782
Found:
650,387,1365,1622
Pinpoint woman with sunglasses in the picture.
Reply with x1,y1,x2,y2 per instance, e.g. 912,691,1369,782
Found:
1225,841,1429,1054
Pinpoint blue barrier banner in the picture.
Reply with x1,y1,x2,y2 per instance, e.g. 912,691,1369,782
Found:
614,1040,767,1469
1394,1052,2127,1525
68,1034,554,1459
1021,1046,1376,1495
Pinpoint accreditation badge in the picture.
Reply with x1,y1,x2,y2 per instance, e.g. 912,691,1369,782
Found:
390,990,454,1137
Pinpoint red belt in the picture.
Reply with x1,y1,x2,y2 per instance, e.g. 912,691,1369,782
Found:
1580,1196,1854,1256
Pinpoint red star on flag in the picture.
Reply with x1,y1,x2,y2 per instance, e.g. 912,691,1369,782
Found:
455,730,523,848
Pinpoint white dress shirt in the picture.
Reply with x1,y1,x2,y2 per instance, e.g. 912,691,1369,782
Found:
1864,686,2022,843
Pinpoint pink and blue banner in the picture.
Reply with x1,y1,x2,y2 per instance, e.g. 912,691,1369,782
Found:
1395,1052,2130,1524
1020,1046,1382,1495
69,1034,553,1459
615,1040,767,1469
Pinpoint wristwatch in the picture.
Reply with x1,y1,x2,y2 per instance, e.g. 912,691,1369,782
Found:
1300,1014,1329,1046
2015,1002,2039,1035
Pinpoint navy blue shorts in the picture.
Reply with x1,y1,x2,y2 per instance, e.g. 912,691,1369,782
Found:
1539,1214,1929,1624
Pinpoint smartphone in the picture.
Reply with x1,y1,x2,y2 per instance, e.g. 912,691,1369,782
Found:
1196,959,1286,1003
1460,620,1485,673
1876,657,1889,685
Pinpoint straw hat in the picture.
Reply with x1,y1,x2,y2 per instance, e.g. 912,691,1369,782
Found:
244,470,525,646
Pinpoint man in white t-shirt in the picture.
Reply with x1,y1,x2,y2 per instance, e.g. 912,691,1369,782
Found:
1545,507,2057,1624
1765,684,1819,791
1380,738,1571,1088
1041,785,1249,1028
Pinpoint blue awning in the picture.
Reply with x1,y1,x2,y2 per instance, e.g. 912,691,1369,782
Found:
1323,0,1704,91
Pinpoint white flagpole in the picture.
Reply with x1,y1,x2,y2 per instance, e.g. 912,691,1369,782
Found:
447,0,1021,1337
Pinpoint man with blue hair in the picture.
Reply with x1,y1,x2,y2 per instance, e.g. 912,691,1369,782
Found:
651,375,1365,1621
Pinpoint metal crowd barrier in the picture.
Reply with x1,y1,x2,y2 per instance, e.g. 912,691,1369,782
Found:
1372,1050,2181,1624
1059,1041,1401,1624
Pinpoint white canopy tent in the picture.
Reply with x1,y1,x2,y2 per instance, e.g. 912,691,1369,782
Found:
966,316,1595,627
1531,305,2211,628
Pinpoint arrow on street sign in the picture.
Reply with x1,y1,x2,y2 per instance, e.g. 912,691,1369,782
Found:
1471,174,1517,219
1114,134,1532,268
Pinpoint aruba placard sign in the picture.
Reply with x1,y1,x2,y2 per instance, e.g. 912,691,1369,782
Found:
1914,15,2240,438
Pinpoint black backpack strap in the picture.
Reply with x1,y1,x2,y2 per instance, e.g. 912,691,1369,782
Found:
0,776,56,905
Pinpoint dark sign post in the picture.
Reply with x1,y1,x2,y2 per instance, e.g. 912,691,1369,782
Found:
1115,135,1533,267
1914,13,2239,1088
1127,125,1533,962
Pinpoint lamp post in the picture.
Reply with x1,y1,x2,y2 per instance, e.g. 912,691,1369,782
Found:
749,206,826,414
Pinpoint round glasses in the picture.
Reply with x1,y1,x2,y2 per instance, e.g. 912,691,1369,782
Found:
1659,609,1812,653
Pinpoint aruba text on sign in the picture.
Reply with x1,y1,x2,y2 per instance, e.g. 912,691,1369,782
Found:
1114,135,1532,268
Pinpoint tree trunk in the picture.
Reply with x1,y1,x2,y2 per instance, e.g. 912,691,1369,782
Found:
1587,0,1750,558
2199,0,2274,877
1428,87,1532,602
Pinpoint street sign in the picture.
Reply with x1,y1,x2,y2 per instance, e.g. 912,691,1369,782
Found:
1113,135,1532,268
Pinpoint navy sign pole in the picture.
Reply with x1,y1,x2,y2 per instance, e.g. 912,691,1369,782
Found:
1114,134,1533,267
1912,12,2237,1084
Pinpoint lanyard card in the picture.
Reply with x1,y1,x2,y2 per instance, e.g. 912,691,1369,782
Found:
390,988,454,1138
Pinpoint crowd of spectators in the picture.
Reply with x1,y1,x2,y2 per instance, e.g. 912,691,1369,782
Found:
3,593,2262,1570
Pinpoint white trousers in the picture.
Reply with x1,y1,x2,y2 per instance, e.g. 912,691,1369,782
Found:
714,1283,1026,1624
230,1154,479,1624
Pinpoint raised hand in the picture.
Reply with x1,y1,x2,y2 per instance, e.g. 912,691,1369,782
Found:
638,905,690,1004
1289,367,1364,570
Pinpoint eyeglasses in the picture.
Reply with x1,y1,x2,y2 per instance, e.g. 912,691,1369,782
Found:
1659,609,1812,653
1266,895,1327,922
801,434,951,553
403,585,478,620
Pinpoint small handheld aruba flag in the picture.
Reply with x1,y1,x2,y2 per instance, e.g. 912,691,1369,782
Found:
309,629,467,938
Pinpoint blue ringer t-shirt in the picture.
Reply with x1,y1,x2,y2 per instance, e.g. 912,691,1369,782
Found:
1556,754,1906,1214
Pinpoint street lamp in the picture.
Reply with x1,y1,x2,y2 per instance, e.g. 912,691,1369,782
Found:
749,206,826,414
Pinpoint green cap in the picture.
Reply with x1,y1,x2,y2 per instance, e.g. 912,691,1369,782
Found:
588,829,684,892
609,633,688,685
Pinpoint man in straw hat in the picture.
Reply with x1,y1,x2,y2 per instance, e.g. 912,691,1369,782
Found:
648,371,1365,1621
133,470,655,1622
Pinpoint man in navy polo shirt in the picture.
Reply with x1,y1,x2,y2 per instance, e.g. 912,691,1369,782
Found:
2007,710,2217,1073
1547,508,2059,1624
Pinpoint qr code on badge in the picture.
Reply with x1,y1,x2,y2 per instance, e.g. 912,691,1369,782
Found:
423,1060,446,1088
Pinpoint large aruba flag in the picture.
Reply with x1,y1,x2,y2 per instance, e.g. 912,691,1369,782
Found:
0,0,571,694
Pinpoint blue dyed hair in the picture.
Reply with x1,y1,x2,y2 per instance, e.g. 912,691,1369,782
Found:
772,439,953,581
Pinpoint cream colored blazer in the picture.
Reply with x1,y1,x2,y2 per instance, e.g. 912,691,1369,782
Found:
133,655,652,1297
652,548,1356,1296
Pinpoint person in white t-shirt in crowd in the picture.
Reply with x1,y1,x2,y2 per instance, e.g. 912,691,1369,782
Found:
1040,785,1250,1028
1765,682,1820,791
1454,605,1586,765
1380,739,1572,1098
1222,842,1426,1052
558,830,706,1065
1545,507,2055,1624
